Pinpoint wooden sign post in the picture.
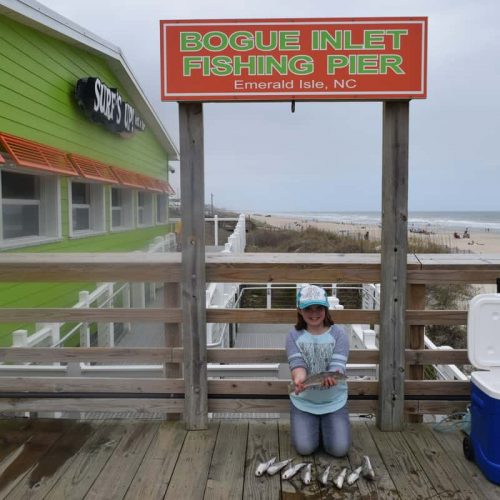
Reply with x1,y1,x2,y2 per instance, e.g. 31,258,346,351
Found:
179,102,208,430
378,100,409,431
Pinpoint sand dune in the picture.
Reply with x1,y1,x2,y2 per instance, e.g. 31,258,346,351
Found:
249,213,500,255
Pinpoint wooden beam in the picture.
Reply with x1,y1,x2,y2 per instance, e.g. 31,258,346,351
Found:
406,284,426,423
0,308,182,323
378,100,410,431
207,308,379,324
165,283,183,420
0,347,466,365
0,347,183,363
0,253,182,282
179,102,208,430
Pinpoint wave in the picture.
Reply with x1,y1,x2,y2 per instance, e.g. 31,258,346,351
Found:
274,211,500,233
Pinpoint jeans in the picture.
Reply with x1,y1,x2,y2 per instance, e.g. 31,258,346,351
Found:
290,402,351,456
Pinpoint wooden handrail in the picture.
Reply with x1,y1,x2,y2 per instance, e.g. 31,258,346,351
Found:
0,252,499,284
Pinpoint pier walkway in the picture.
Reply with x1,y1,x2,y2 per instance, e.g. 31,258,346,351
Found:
0,417,496,499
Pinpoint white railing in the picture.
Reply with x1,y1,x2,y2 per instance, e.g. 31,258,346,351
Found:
206,214,246,347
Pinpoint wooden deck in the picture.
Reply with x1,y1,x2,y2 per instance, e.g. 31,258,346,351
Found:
0,417,498,499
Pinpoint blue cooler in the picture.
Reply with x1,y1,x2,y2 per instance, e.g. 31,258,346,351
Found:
466,293,500,484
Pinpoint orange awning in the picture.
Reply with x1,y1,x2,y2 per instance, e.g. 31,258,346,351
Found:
0,132,78,176
0,152,4,164
111,166,146,189
68,154,119,184
137,175,163,192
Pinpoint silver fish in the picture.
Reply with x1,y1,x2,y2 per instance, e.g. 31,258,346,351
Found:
334,467,347,489
282,462,307,480
255,456,276,477
362,455,375,480
319,464,331,486
266,458,293,475
288,371,346,393
347,465,363,485
301,463,312,485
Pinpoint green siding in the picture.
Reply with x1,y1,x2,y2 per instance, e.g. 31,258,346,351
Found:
0,15,171,178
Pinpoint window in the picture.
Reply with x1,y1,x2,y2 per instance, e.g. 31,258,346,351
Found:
0,170,60,246
156,193,167,224
111,187,134,230
137,191,153,227
70,181,105,235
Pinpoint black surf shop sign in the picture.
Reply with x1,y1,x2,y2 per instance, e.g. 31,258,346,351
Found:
75,77,146,136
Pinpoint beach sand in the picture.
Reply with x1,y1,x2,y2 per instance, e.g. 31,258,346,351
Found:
249,213,500,255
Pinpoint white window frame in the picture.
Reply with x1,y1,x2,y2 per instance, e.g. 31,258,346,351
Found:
69,180,106,237
137,190,153,227
110,187,134,231
0,168,61,249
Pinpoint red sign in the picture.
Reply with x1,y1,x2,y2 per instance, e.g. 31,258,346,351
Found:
160,17,427,102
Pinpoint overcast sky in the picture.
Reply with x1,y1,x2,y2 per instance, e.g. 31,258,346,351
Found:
38,0,499,213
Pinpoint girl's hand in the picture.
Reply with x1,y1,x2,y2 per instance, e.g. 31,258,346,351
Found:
322,375,339,388
291,368,307,395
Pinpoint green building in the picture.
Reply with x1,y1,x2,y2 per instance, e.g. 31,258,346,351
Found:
0,0,179,345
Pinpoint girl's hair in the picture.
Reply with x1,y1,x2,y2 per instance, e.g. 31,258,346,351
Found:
295,306,334,330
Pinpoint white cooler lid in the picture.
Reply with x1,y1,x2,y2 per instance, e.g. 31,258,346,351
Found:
471,371,500,400
468,293,500,370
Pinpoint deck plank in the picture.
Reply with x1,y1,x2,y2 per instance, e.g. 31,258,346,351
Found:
164,422,219,500
431,428,500,500
0,419,73,499
0,420,48,466
368,425,438,499
84,421,158,499
124,421,187,500
243,420,280,499
349,421,399,499
0,419,497,499
403,424,477,499
204,421,248,500
43,421,131,499
6,421,95,500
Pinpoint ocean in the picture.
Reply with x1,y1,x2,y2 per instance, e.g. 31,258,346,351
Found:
273,211,500,234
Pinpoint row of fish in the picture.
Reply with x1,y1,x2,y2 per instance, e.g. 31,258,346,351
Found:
255,455,375,488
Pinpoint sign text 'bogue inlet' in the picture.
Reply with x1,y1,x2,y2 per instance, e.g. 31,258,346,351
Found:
160,17,427,102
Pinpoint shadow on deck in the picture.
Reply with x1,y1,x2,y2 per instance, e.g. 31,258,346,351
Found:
0,417,497,499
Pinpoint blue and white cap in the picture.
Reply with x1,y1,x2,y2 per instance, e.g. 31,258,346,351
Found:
296,284,329,309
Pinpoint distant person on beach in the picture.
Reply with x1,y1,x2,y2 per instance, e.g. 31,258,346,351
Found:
286,284,351,456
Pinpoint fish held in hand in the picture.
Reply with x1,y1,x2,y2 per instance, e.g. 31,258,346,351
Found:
319,464,331,486
362,455,375,480
347,465,363,485
282,462,307,480
301,463,312,485
288,371,346,393
266,458,293,475
333,468,348,489
255,457,276,477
